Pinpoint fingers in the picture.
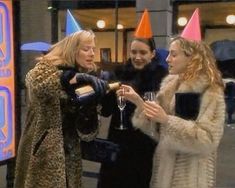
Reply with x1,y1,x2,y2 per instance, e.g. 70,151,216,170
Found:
116,87,125,95
143,101,160,118
120,84,131,90
144,104,158,116
120,84,133,93
69,75,77,84
116,84,132,96
144,101,157,107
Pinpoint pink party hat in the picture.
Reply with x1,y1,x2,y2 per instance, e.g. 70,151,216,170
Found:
181,8,201,41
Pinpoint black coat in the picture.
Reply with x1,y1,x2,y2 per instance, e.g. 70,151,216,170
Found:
98,58,168,188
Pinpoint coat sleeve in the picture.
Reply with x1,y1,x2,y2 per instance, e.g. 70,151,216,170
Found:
25,61,61,103
132,107,161,140
161,89,225,155
100,91,117,117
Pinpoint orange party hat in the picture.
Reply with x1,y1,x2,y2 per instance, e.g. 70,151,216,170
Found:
134,9,153,38
181,8,201,41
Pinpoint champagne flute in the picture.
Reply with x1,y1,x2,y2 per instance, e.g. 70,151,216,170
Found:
116,88,127,130
143,91,156,136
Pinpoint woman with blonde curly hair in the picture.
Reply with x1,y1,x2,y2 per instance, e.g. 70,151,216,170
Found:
172,36,224,88
119,36,225,188
14,30,108,188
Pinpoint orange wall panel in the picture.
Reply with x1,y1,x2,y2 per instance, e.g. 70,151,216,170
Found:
0,0,15,161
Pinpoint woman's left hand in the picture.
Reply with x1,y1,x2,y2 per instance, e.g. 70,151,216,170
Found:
143,101,168,124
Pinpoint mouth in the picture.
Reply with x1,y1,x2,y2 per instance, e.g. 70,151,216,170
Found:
86,60,93,63
134,61,143,66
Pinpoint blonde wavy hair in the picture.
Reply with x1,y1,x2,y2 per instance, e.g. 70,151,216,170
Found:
36,30,97,72
171,36,224,89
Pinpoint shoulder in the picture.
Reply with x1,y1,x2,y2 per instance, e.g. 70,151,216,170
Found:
160,75,178,88
100,70,115,80
29,60,57,75
26,60,60,83
114,61,135,79
203,85,225,103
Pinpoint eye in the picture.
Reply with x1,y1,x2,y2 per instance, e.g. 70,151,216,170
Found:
131,50,137,55
81,47,96,52
169,52,177,57
140,50,148,56
83,48,89,52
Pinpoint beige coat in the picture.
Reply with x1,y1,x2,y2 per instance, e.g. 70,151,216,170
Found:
132,75,225,188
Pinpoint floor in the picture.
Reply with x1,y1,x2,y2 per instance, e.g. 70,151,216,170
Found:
216,123,235,188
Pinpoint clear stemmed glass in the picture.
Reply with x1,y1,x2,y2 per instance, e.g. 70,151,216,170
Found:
116,89,127,130
143,91,156,136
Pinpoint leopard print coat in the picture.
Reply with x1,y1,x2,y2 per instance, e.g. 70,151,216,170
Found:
14,60,99,188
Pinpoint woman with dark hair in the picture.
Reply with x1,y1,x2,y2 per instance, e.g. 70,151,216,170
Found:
98,36,168,188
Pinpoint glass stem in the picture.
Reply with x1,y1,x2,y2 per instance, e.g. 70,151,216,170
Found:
120,109,123,125
150,121,154,137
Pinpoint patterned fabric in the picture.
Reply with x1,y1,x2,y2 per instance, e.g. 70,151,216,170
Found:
14,60,99,188
132,74,225,188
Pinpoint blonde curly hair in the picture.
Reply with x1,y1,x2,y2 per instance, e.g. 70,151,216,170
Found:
171,36,224,89
36,30,97,72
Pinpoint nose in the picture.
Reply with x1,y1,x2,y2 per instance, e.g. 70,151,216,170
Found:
166,54,171,64
89,48,95,56
135,53,142,60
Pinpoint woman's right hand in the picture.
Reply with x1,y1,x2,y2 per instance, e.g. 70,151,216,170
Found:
117,84,144,107
75,73,108,98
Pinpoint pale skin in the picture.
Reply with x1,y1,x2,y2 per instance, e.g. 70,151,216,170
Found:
69,39,96,84
117,40,192,125
129,40,155,70
117,84,169,124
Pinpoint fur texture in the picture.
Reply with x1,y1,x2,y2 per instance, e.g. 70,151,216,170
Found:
14,61,99,188
132,74,225,188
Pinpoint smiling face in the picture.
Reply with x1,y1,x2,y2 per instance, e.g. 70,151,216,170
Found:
130,40,155,70
166,40,191,75
76,39,96,71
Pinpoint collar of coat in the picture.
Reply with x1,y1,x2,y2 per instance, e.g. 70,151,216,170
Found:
159,74,210,94
115,58,164,77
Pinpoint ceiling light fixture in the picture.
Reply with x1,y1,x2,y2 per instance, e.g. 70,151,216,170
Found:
117,24,124,30
226,15,235,25
177,17,187,26
97,20,106,29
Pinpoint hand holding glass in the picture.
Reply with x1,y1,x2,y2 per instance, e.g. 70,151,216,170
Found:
116,88,127,130
143,92,156,136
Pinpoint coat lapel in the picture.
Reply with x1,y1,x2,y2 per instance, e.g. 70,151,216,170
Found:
157,74,210,116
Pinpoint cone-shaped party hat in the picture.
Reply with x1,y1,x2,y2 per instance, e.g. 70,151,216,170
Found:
134,9,153,38
181,8,201,41
20,10,82,52
66,9,82,36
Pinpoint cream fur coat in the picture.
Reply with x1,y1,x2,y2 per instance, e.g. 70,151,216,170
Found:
132,75,225,188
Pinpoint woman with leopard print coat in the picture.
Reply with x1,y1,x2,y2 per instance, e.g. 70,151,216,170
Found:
14,30,108,188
